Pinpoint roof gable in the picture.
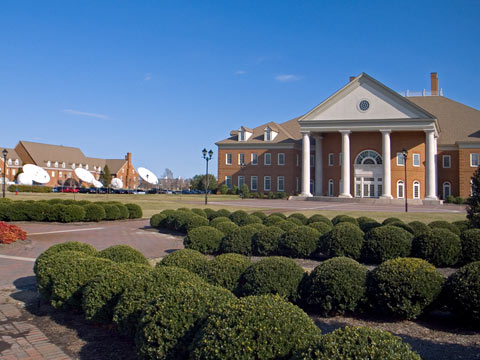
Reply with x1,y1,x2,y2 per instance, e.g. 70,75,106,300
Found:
299,73,436,122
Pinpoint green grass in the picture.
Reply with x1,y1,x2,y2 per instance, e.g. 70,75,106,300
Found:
4,192,467,223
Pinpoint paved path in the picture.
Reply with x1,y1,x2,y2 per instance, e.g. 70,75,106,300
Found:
0,220,184,289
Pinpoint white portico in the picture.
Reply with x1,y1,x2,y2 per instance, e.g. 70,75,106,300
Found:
297,73,439,201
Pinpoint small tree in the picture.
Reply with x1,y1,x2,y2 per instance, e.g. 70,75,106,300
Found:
190,174,217,192
467,166,480,228
219,184,228,195
98,165,111,187
240,184,250,199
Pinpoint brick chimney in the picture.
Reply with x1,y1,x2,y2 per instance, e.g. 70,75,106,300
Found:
349,76,356,83
125,152,132,163
430,72,438,96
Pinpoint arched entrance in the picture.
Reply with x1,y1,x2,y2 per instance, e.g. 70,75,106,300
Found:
354,150,383,198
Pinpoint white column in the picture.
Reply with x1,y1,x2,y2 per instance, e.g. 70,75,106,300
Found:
314,135,323,196
339,130,352,198
380,129,392,198
434,135,438,197
300,131,312,196
425,130,437,200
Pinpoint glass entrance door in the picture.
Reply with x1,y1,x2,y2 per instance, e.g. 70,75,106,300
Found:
355,177,382,198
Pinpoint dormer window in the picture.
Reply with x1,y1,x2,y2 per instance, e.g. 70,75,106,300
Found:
239,130,245,141
7,159,12,165
55,161,58,168
14,159,19,165
62,162,66,168
79,163,82,169
47,161,51,167
72,163,76,169
264,126,278,141
85,164,89,170
237,126,253,141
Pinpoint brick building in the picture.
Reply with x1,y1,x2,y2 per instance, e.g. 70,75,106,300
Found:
0,141,139,188
216,73,480,201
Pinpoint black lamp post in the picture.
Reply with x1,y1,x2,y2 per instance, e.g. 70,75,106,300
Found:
2,149,7,198
402,148,408,213
202,148,213,205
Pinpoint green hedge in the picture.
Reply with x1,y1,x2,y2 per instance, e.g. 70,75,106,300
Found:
356,216,381,233
301,257,368,316
367,258,444,320
213,221,239,236
279,226,320,258
209,216,232,227
460,229,480,264
184,226,224,254
411,228,461,267
8,184,52,193
201,253,252,291
159,249,209,274
429,220,461,236
136,281,235,360
361,225,413,264
252,226,284,256
190,295,322,360
220,224,265,255
84,204,106,222
236,256,305,302
332,215,358,227
320,223,364,260
97,245,149,265
308,214,332,226
125,203,143,219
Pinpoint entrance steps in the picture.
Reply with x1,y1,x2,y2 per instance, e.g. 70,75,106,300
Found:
289,196,442,206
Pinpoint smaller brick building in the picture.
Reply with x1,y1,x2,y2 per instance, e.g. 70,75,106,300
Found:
0,140,139,188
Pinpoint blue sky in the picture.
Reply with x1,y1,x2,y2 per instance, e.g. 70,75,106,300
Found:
1,1,479,179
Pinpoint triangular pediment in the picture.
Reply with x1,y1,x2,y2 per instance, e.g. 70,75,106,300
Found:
299,73,436,122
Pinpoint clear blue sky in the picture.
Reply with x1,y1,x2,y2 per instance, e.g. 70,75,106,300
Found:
1,1,479,179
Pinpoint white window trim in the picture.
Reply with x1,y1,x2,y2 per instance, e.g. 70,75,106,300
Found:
251,176,258,191
238,176,245,187
442,155,451,169
328,179,334,196
251,153,258,165
443,181,451,199
328,153,334,166
277,176,285,192
264,153,271,166
278,153,285,166
413,181,420,199
397,180,405,199
226,153,232,165
413,153,420,167
264,176,271,191
238,153,245,165
225,176,232,189
396,153,405,166
470,153,479,167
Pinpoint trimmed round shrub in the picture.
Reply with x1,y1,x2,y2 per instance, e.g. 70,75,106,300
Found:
263,215,284,226
388,221,414,234
320,223,364,260
294,326,421,360
150,213,165,228
229,210,250,225
125,203,143,219
308,214,332,226
114,203,130,220
136,281,235,360
444,261,480,322
97,245,149,265
84,204,106,222
4,202,30,221
34,242,97,299
301,257,367,316
279,226,320,258
252,226,284,256
408,221,431,237
201,253,252,291
209,216,231,227
57,204,86,222
27,202,50,221
185,214,209,232
113,266,205,336
220,224,263,255
44,203,65,222
452,220,470,233
203,208,216,220
236,257,305,301
367,257,444,319
382,217,403,225
213,221,239,236
171,211,191,232
276,220,299,232
244,214,263,225
82,263,152,323
103,204,121,220
411,228,461,267
270,212,287,219
331,215,358,226
460,229,480,264
356,216,380,233
308,221,332,235
429,220,461,235
190,295,321,360
159,249,209,274
286,217,304,226
250,211,267,221
184,226,224,253
288,213,308,225
361,225,413,264
191,208,207,218
50,256,115,310
215,209,231,218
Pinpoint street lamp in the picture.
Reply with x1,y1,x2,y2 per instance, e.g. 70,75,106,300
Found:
2,149,7,198
402,148,408,213
202,148,213,205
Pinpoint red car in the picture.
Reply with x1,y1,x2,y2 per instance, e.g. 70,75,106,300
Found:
57,187,79,193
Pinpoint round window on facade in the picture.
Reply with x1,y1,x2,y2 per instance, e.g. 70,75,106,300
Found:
358,99,370,112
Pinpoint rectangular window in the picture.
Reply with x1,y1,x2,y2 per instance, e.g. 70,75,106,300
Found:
225,176,232,189
226,153,232,165
296,154,299,167
68,172,72,178
471,153,479,167
264,153,271,165
310,154,315,167
12,169,16,175
277,176,285,192
443,155,451,168
238,153,245,165
278,153,285,166
239,131,245,141
251,176,258,191
6,169,9,175
251,153,258,165
328,153,334,166
51,171,55,177
238,176,245,187
397,153,405,166
413,153,420,167
59,171,63,177
264,176,271,191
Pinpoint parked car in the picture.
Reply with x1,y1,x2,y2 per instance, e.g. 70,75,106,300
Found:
58,186,79,193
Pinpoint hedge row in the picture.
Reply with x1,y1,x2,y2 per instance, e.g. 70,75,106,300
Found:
150,209,479,267
35,243,422,359
0,199,143,222
7,184,52,193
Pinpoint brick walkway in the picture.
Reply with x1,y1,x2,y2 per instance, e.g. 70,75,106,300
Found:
0,302,70,360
